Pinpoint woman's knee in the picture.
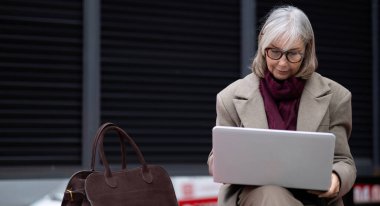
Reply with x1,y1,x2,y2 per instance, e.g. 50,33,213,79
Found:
242,185,291,198
238,185,303,206
256,185,292,195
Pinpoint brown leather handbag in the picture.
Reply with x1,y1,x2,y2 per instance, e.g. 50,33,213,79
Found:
61,123,178,206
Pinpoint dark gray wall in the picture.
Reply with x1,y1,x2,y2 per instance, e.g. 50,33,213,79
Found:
0,0,377,178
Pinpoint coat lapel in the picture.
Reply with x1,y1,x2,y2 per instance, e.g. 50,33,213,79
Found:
232,73,331,131
297,73,332,131
232,74,268,129
233,90,269,129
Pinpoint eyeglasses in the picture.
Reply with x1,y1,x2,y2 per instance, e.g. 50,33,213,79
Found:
265,48,304,63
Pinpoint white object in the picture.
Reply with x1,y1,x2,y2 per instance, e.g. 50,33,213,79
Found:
212,126,335,191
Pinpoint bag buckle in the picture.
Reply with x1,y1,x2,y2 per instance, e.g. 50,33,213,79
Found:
66,189,74,201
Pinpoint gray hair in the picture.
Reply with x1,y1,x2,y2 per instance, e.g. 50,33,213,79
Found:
251,6,318,79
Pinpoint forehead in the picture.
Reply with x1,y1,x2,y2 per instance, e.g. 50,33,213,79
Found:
271,37,305,50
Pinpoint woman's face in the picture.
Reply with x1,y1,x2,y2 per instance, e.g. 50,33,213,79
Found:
265,38,305,80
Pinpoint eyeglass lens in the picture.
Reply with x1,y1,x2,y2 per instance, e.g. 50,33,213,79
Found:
266,48,302,63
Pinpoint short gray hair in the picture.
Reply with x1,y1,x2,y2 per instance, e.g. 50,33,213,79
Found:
251,6,318,79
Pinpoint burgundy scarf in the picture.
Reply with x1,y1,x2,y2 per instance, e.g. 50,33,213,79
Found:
259,71,306,130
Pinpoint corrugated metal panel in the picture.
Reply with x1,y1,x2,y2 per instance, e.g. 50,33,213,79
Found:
100,0,240,163
0,0,372,169
0,0,83,165
257,1,373,158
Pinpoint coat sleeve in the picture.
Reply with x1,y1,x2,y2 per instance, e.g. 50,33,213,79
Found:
208,92,239,175
330,90,356,201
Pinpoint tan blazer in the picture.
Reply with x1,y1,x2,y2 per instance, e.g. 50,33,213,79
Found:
208,72,356,206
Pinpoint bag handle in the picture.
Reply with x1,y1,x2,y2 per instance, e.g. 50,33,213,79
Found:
96,125,153,188
91,122,127,171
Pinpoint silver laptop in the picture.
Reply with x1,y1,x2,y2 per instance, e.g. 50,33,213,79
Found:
212,126,335,191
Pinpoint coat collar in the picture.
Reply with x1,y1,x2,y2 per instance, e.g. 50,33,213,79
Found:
232,73,332,131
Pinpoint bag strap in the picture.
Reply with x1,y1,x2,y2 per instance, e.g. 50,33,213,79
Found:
96,125,153,188
91,122,127,170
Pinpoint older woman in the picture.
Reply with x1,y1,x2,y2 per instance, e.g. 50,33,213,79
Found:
208,5,356,206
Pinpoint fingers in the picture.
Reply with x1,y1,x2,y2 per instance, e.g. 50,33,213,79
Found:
317,189,338,198
318,175,339,198
307,173,340,198
308,188,337,198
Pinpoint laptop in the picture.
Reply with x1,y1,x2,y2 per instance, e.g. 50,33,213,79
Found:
212,126,335,191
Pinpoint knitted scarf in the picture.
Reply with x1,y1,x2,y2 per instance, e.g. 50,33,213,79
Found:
259,71,306,130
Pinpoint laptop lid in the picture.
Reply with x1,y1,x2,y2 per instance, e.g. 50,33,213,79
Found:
212,126,335,191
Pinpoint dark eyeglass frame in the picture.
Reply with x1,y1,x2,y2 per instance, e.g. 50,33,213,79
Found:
265,48,304,63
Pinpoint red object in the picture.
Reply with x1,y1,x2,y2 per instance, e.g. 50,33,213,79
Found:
178,197,218,206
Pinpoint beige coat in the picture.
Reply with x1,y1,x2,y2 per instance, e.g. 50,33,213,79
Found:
208,72,356,206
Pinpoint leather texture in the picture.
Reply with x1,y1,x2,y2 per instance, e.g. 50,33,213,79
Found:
61,123,178,206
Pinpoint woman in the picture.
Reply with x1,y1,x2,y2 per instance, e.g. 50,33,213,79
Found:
207,5,356,206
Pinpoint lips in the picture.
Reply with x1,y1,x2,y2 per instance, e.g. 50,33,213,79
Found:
276,69,289,72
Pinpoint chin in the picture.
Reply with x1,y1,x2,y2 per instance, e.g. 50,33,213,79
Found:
274,73,290,80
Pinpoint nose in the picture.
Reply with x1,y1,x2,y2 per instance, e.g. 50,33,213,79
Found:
278,54,288,66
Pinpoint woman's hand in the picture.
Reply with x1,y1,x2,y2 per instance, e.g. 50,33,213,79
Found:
308,173,340,198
